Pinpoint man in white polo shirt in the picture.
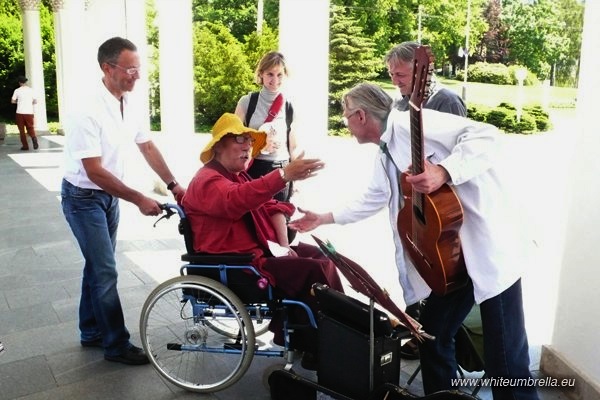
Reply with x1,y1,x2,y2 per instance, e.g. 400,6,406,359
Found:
11,75,38,151
61,36,185,366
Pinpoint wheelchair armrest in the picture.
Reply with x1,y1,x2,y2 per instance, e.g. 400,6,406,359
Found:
181,252,255,265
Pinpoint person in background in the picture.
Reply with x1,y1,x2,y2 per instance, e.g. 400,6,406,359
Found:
385,41,467,359
61,37,185,366
234,51,298,203
181,113,343,370
385,41,466,117
11,75,38,151
290,83,539,400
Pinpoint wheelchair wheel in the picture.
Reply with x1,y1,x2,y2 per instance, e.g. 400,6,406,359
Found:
140,275,255,393
205,302,271,338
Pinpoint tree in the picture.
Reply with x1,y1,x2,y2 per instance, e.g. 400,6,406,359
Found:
503,0,568,81
192,0,279,43
0,12,24,120
474,0,509,63
328,5,380,133
193,21,254,126
243,23,279,75
332,0,413,58
553,0,584,86
417,0,488,72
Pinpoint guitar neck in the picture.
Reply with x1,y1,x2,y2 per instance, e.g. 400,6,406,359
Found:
408,103,426,218
409,104,425,175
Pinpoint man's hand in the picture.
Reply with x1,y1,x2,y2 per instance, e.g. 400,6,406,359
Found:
288,208,333,233
137,196,162,216
404,161,450,194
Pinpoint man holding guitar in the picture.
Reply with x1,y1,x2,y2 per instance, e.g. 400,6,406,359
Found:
290,75,538,398
386,41,467,361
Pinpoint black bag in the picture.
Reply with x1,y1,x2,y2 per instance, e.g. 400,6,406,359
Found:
268,368,353,400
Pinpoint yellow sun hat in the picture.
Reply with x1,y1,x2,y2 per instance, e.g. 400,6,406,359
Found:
200,113,267,164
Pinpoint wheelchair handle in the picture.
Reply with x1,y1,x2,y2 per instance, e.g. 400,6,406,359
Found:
153,203,186,227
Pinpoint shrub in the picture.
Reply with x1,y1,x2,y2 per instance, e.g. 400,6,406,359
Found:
485,108,512,129
456,63,536,86
193,22,254,126
467,102,551,134
467,104,491,123
507,65,538,86
513,113,537,134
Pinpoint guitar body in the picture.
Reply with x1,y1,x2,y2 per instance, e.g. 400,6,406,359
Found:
398,172,468,296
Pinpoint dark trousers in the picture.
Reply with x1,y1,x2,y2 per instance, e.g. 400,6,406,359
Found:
16,113,36,148
418,279,539,400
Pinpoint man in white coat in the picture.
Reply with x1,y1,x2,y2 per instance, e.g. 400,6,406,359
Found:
290,82,539,400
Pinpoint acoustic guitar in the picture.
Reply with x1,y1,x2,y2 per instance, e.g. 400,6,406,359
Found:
396,46,468,296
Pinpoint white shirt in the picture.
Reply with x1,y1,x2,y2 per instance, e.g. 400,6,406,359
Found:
63,80,151,190
334,109,528,305
11,85,36,114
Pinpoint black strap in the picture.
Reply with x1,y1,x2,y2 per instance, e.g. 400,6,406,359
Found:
245,92,260,127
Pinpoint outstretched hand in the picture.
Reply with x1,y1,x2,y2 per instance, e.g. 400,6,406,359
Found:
282,151,325,182
288,207,333,233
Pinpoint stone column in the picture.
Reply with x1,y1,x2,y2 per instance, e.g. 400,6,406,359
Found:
18,0,49,132
83,0,151,132
156,0,195,135
50,0,86,132
279,0,330,154
542,1,600,392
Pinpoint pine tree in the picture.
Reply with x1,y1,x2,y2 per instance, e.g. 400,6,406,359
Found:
328,5,381,135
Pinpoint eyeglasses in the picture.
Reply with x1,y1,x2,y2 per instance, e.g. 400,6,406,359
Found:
108,63,141,76
228,134,255,144
342,109,360,127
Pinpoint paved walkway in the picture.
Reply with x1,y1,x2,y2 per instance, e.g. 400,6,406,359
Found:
0,129,571,400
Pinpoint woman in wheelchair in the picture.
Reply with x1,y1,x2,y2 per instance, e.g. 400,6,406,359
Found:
180,113,344,365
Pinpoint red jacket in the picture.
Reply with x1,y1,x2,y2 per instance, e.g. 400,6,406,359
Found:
181,160,295,274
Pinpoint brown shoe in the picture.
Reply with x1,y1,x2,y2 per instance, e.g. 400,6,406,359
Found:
32,137,39,150
20,147,29,151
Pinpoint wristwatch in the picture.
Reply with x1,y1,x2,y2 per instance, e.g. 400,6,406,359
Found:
167,180,178,191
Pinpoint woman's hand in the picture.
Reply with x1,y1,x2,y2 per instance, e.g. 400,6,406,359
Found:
282,151,325,182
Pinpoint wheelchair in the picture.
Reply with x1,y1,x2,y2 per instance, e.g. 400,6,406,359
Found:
140,203,478,400
139,203,317,393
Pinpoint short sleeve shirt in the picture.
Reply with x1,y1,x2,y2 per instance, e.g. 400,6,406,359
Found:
63,80,151,189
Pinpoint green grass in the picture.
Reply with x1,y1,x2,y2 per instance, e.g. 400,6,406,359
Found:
374,77,577,122
439,78,576,109
375,77,576,109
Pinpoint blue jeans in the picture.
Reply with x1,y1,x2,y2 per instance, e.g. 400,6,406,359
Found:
61,179,131,356
418,279,539,400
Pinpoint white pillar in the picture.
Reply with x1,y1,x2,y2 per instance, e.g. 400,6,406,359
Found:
156,0,195,135
19,0,48,132
84,0,151,132
51,0,86,131
279,0,330,155
543,0,600,391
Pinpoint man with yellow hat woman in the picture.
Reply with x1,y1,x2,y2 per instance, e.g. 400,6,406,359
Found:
181,113,343,369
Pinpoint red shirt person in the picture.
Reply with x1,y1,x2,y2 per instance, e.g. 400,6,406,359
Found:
181,113,343,364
